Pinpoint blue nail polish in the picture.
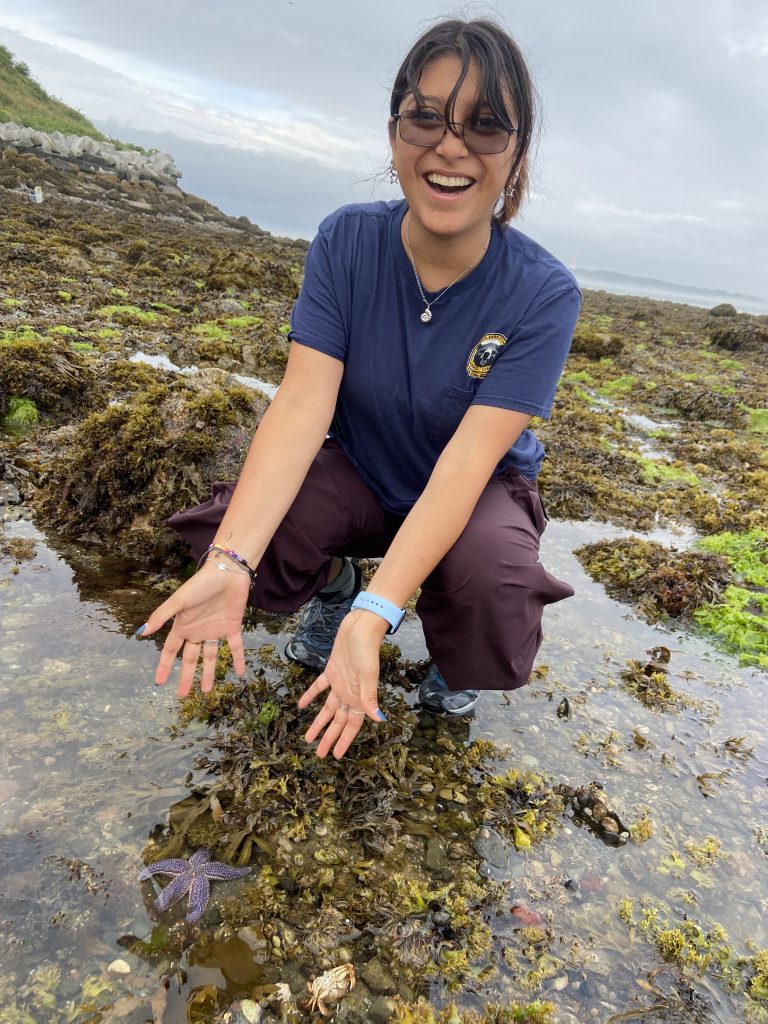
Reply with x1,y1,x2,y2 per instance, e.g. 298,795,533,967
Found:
375,709,387,722
133,623,147,637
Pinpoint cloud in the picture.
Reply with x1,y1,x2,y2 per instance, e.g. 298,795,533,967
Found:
574,202,707,225
2,0,767,296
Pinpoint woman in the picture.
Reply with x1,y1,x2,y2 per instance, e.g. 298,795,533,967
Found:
138,18,581,760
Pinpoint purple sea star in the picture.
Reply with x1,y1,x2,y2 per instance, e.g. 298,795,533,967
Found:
138,849,250,923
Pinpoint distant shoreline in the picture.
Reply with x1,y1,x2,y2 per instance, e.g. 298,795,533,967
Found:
575,270,768,316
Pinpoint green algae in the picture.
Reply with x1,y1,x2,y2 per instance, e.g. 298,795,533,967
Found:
748,408,768,434
616,897,768,1020
48,325,77,336
575,536,732,619
95,304,162,324
1,297,23,307
2,396,39,429
192,322,231,341
598,374,637,397
696,529,768,587
141,650,567,1004
224,314,263,328
56,290,72,303
635,456,700,488
693,587,768,667
390,998,556,1023
37,375,265,558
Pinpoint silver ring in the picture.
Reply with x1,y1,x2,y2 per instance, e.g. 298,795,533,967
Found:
338,703,350,712
348,708,365,716
201,639,220,647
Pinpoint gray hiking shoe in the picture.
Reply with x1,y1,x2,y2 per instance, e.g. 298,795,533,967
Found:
284,562,362,672
417,662,480,716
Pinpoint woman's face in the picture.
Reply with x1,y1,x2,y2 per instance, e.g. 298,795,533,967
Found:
390,53,517,243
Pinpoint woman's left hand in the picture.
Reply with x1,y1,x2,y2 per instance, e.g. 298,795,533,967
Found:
298,611,387,759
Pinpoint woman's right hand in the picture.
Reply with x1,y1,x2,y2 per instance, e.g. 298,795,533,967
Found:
138,562,251,696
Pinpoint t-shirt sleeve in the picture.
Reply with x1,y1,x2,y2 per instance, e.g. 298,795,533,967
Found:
288,221,349,362
472,277,582,420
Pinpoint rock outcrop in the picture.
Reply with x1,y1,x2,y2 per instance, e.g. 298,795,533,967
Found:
0,121,179,185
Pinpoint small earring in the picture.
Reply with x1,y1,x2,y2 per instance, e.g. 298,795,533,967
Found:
504,184,516,199
388,163,399,185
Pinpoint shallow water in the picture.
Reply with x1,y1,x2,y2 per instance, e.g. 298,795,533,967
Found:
1,515,767,1021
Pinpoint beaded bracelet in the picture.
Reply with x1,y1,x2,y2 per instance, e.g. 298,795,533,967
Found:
197,543,258,587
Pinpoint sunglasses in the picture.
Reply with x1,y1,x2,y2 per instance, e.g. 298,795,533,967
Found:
393,108,517,155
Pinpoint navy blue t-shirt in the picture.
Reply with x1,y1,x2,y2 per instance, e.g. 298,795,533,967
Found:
289,200,581,516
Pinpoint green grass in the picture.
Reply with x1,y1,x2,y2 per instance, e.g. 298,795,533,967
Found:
1,297,23,308
49,325,77,336
0,44,149,150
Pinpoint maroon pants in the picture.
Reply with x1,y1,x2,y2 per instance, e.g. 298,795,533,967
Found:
168,440,574,691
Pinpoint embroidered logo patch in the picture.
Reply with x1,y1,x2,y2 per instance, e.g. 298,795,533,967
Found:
466,333,508,379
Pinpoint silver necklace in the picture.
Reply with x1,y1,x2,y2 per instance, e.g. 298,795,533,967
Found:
405,215,490,324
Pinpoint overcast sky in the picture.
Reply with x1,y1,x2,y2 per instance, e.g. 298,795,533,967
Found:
1,0,767,300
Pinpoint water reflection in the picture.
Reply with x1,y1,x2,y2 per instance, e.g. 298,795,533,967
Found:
1,515,766,1022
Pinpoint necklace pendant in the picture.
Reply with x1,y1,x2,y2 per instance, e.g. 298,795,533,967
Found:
420,309,432,323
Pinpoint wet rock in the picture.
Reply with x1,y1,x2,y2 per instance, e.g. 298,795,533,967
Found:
708,303,738,317
107,957,132,975
0,482,21,505
371,995,399,1023
580,873,603,894
360,957,398,995
425,836,449,872
472,825,509,869
216,298,248,316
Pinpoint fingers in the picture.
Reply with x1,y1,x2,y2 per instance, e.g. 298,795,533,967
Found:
297,671,331,710
310,700,366,760
141,592,185,638
155,629,185,685
199,642,220,694
227,631,247,677
177,638,203,698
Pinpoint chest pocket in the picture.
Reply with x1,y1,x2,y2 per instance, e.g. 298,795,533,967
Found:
429,385,477,448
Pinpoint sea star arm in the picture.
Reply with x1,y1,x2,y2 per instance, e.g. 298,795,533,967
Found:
186,872,211,922
154,871,194,914
138,858,191,880
201,862,250,881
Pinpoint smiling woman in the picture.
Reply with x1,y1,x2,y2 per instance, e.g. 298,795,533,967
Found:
141,17,581,760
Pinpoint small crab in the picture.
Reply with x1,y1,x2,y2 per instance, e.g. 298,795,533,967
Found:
305,964,356,1016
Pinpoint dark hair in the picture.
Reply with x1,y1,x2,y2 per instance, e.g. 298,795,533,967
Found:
389,18,538,222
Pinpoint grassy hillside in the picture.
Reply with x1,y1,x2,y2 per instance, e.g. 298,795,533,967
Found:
0,43,147,151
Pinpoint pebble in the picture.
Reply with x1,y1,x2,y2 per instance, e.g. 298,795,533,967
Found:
360,958,398,995
107,958,131,975
371,996,399,1024
552,975,568,991
520,754,538,768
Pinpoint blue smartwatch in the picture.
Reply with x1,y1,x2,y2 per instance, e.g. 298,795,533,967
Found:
350,591,406,634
